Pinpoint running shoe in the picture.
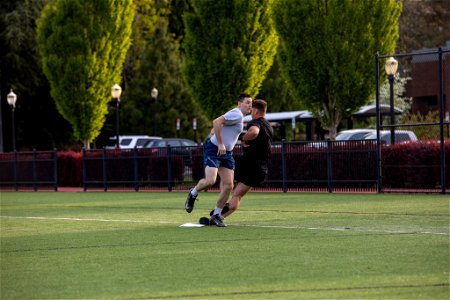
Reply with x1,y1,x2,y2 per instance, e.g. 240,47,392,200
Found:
185,189,197,213
209,203,230,216
210,214,226,227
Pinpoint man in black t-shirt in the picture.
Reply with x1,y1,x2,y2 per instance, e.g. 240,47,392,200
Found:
222,99,273,218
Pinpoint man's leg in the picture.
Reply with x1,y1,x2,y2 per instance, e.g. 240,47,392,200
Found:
222,182,252,218
215,167,234,210
209,167,233,227
195,166,218,192
185,166,218,213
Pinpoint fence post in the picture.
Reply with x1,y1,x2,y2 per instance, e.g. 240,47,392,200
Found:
167,145,173,192
437,48,446,194
133,147,139,192
326,140,333,193
53,149,58,192
281,139,287,192
374,53,383,193
13,150,18,191
33,149,37,191
82,148,87,191
103,148,107,192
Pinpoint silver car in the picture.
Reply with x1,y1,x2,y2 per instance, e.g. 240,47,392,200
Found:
364,130,418,144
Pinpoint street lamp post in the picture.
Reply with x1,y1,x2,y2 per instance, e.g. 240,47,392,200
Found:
385,56,398,145
7,89,17,151
151,88,158,136
291,117,296,141
192,118,197,143
111,84,122,148
176,118,180,138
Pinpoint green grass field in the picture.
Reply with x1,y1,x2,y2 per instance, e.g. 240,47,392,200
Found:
1,191,448,299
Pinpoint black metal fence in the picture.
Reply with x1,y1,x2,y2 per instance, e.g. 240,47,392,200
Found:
2,49,449,194
376,46,449,193
79,140,378,193
0,150,58,191
0,139,448,193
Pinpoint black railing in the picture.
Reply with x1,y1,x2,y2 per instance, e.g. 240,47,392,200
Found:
376,47,449,193
0,139,448,193
78,140,379,192
0,150,58,191
82,146,186,192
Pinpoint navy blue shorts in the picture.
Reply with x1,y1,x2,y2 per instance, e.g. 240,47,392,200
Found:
203,140,235,170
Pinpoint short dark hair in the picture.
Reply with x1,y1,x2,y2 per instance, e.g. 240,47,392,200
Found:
237,93,252,102
252,99,267,114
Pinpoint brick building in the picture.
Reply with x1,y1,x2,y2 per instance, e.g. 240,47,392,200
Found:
406,41,449,119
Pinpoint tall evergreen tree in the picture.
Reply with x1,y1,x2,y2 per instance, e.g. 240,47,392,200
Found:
272,0,402,139
119,5,209,141
183,0,278,118
36,0,134,148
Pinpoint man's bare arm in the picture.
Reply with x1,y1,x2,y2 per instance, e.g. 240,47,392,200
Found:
242,126,259,142
213,116,226,154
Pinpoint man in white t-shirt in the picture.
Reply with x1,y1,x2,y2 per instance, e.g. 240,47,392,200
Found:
185,93,253,227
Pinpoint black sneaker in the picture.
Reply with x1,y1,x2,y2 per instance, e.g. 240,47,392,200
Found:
210,214,226,227
185,189,197,213
209,203,230,216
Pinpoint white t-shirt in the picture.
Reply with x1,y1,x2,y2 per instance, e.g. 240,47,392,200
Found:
210,107,244,151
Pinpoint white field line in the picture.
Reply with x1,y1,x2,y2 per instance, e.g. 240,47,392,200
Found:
236,224,449,235
1,215,448,235
0,215,174,224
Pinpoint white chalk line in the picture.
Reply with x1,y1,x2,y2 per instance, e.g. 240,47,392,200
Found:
0,215,173,224
236,224,449,235
1,215,448,235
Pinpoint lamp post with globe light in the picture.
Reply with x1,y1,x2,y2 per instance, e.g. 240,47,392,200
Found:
111,84,122,148
192,118,197,143
385,57,398,145
151,88,158,136
7,89,17,151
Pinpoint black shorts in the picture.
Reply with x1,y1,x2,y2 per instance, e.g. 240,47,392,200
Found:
234,156,267,187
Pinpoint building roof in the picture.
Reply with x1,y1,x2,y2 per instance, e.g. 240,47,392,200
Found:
243,110,313,122
244,105,402,123
353,104,403,118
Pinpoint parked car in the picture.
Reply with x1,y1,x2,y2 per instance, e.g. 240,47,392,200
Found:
105,135,162,149
335,129,376,141
145,138,198,165
364,130,418,144
307,129,376,148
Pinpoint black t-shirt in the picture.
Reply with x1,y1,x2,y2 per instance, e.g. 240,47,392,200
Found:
243,117,273,162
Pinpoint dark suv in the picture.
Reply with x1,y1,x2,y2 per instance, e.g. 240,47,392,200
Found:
145,138,198,165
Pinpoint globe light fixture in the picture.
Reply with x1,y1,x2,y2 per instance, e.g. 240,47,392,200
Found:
7,89,17,151
385,57,398,144
111,84,122,148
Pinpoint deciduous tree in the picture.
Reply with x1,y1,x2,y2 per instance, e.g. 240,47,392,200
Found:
272,0,402,139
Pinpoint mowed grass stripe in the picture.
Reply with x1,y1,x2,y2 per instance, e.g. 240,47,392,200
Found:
1,215,448,235
141,282,450,299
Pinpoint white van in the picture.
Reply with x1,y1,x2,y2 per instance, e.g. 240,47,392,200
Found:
105,135,162,149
